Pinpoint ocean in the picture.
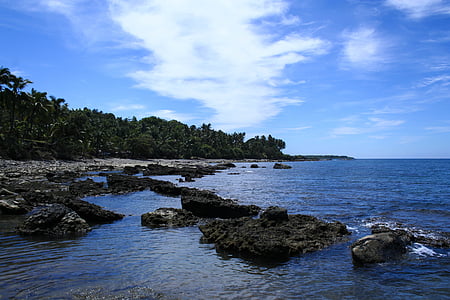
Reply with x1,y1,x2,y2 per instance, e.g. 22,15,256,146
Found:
1,159,449,299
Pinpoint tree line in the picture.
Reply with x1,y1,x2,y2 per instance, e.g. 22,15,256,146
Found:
0,67,287,160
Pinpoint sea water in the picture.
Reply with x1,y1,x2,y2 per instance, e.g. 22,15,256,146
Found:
0,159,449,299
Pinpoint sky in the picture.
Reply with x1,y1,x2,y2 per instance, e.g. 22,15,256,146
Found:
1,0,450,158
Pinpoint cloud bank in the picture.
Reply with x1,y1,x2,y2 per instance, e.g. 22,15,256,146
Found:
108,0,328,129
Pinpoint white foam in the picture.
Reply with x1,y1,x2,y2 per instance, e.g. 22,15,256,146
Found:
410,243,445,258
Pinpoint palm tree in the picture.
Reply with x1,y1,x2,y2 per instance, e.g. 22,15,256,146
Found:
7,74,32,132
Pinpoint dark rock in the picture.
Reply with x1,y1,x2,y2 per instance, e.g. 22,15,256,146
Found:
149,179,184,197
17,204,91,237
351,231,413,266
22,191,124,223
181,189,260,218
142,163,223,179
371,224,450,249
199,213,349,261
106,174,186,197
60,198,124,223
141,208,199,228
0,194,31,214
273,163,292,169
250,164,259,168
69,178,106,197
106,174,154,194
216,162,236,168
123,165,142,175
261,206,288,222
46,171,81,183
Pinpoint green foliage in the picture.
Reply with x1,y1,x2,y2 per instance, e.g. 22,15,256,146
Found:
0,66,287,160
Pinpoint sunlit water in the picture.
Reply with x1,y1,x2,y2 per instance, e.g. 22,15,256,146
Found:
1,159,449,299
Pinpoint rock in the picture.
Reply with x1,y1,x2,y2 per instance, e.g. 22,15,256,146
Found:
216,162,236,168
181,189,260,218
0,195,31,214
199,212,350,261
60,198,124,223
142,163,223,179
123,165,142,175
371,224,450,249
22,191,124,223
273,163,292,169
106,174,154,194
141,208,199,228
46,171,81,183
17,204,91,237
250,164,259,168
351,231,413,266
150,179,184,197
261,206,288,222
69,178,106,197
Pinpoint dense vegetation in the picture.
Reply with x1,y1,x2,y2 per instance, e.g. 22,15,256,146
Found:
0,67,287,160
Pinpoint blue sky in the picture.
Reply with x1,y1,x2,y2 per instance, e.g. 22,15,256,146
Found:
1,0,450,158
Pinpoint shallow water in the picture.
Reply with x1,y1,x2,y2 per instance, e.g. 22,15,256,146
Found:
1,159,449,299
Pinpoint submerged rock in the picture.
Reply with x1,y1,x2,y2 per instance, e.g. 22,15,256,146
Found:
181,189,260,218
351,231,413,266
199,207,350,261
17,204,91,237
141,208,199,228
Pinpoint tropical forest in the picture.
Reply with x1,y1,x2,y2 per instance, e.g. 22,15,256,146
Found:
0,67,288,160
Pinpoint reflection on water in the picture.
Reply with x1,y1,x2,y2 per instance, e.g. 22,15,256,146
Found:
0,160,449,299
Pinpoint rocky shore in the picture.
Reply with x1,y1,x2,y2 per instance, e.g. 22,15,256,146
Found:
1,158,447,264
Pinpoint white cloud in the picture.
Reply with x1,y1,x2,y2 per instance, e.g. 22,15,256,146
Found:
425,126,450,133
368,117,405,128
149,109,195,123
286,126,312,131
331,117,405,137
341,27,390,71
108,0,329,130
331,126,363,136
385,0,450,19
111,104,146,112
419,75,450,87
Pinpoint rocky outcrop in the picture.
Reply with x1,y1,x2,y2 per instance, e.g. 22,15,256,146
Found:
351,231,413,266
106,174,183,196
0,189,32,214
142,163,232,180
199,207,350,261
22,191,124,223
46,171,81,183
69,179,106,197
123,165,142,175
273,163,292,169
17,204,91,237
141,208,199,228
181,189,260,218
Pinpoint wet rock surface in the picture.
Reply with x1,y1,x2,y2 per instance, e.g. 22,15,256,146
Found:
17,204,91,237
69,179,107,197
141,208,199,228
21,191,124,223
181,189,261,218
199,207,350,261
273,163,292,169
351,231,413,266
